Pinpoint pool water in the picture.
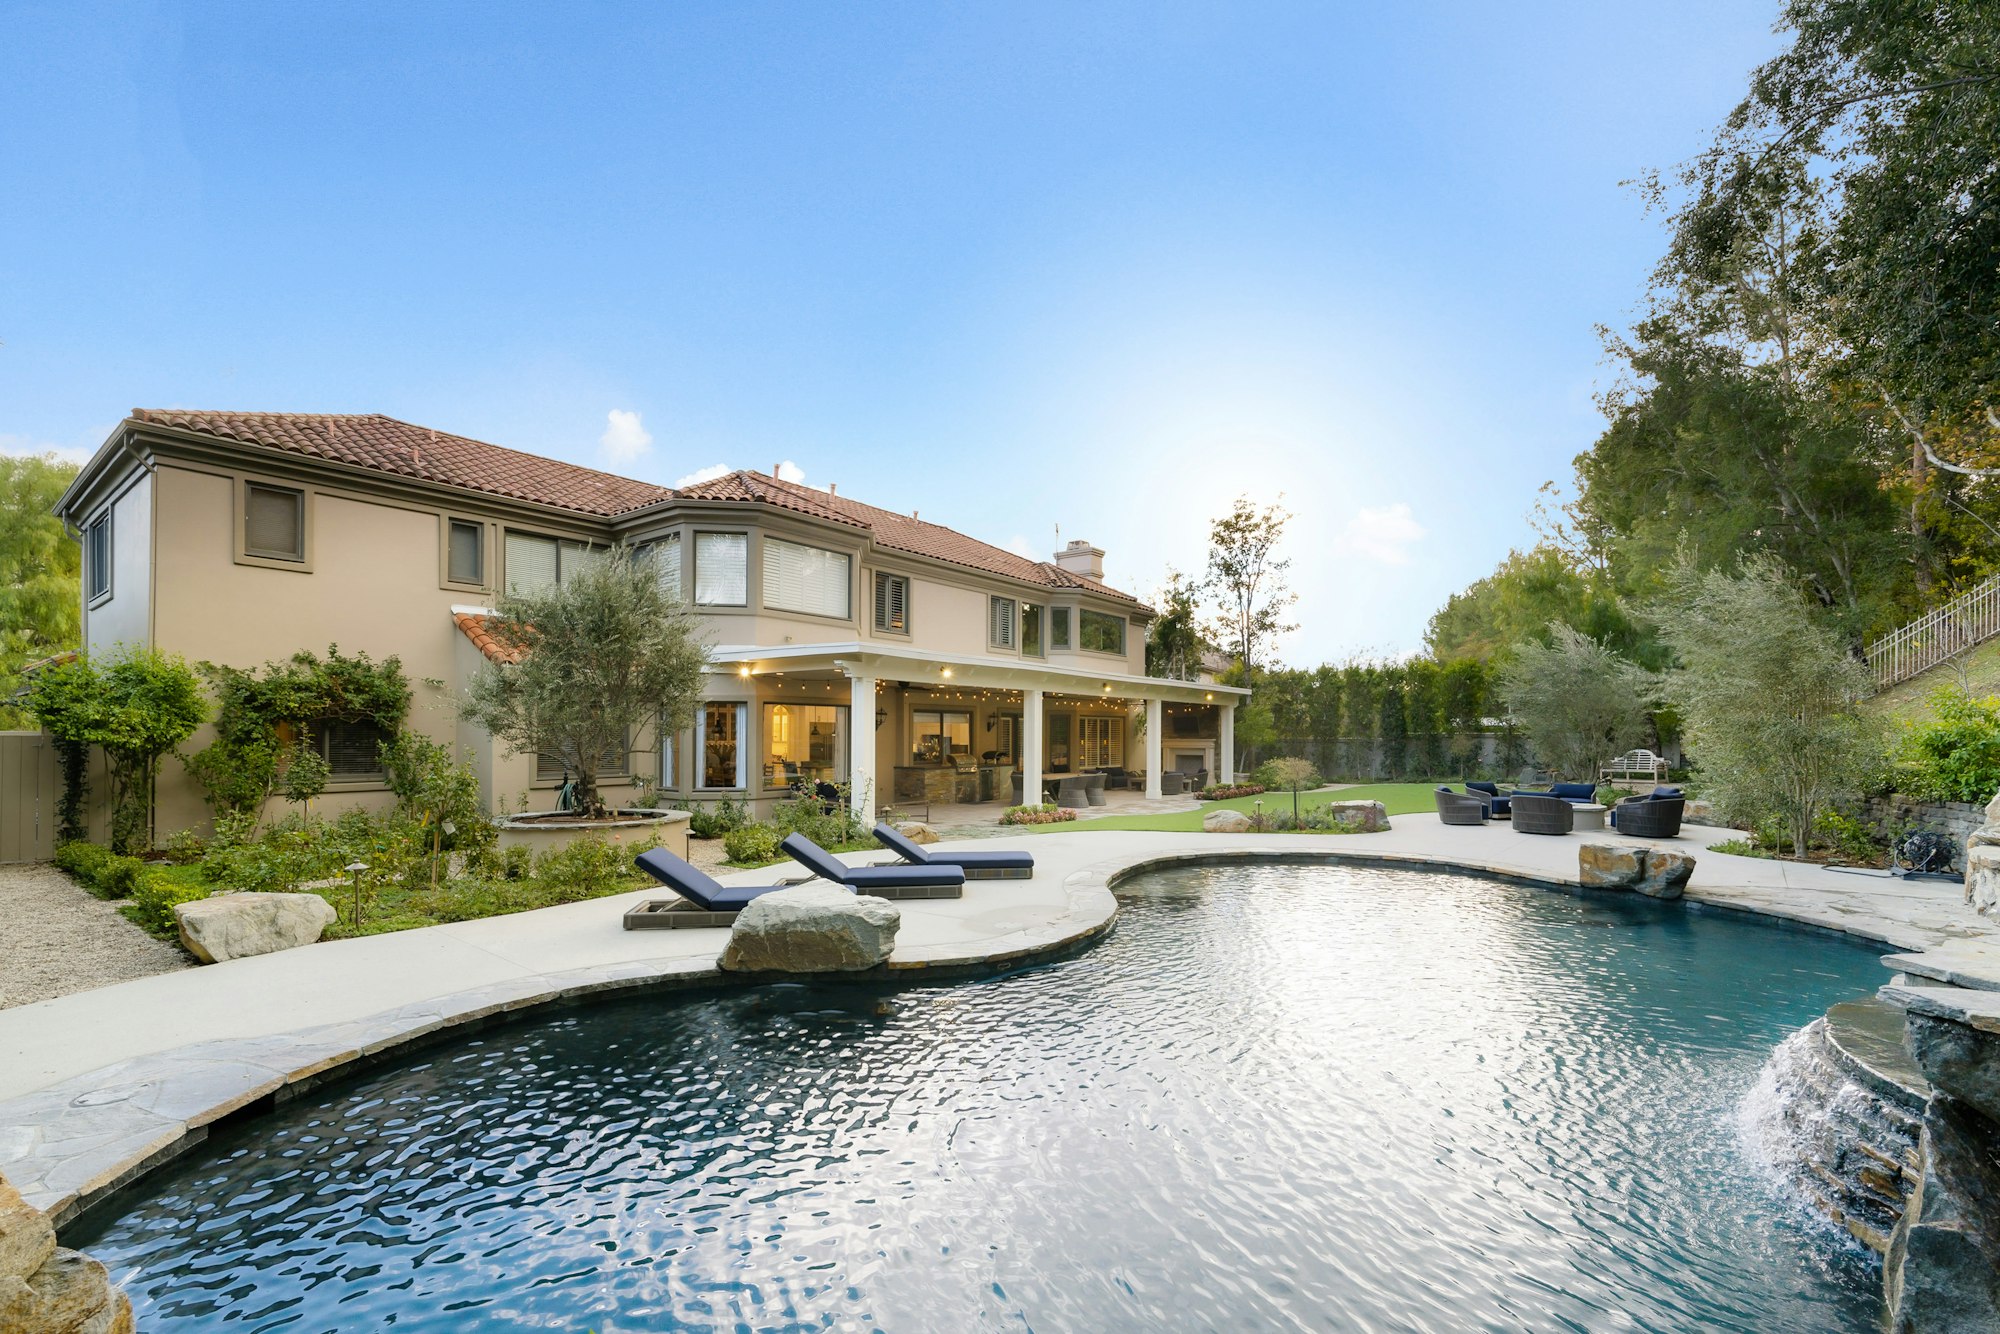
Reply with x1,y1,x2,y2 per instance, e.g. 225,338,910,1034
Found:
71,864,1889,1331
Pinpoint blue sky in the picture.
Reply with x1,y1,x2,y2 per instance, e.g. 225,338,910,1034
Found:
1,1,1782,662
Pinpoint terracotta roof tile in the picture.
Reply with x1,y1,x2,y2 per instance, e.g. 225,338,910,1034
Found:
453,611,527,664
131,409,672,517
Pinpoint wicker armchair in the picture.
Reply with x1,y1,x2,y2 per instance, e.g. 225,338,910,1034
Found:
1510,792,1575,836
1434,786,1490,826
1610,795,1684,838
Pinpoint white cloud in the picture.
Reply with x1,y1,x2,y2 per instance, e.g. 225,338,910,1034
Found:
673,463,731,487
1336,503,1425,564
0,434,94,466
598,409,653,465
775,460,805,483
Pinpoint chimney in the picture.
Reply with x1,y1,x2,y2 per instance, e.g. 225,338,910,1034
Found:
772,463,781,478
829,482,837,495
1054,538,1104,580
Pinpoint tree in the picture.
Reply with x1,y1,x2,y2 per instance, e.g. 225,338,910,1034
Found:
1262,756,1320,826
0,454,82,726
1651,553,1876,858
1145,570,1207,681
1496,625,1656,783
1426,545,1664,668
1202,496,1297,685
27,648,206,853
458,546,709,818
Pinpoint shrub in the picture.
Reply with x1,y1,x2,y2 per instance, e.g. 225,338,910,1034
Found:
723,824,783,866
1000,803,1077,826
1896,687,2000,803
98,855,149,900
53,840,113,886
127,871,210,936
1816,809,1882,864
770,791,869,850
1200,783,1265,801
161,828,207,864
28,648,207,853
1253,758,1322,791
532,837,634,902
498,845,533,881
683,798,748,839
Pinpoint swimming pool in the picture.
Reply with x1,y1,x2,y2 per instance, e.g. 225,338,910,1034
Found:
70,862,1888,1330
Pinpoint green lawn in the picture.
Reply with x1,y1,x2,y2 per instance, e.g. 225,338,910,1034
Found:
1016,781,1443,834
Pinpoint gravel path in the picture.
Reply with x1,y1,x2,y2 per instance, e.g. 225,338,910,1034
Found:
0,863,191,1009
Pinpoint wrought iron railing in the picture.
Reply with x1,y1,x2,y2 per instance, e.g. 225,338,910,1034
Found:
1866,573,2000,690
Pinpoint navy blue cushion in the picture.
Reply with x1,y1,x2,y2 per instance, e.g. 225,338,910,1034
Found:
1650,785,1683,800
782,833,965,889
1465,781,1500,797
874,823,1034,872
635,848,779,912
1550,782,1597,802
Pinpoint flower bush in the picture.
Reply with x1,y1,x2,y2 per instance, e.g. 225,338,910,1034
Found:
1199,783,1266,801
1000,803,1076,825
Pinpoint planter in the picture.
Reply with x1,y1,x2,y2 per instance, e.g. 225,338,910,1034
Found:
494,808,690,860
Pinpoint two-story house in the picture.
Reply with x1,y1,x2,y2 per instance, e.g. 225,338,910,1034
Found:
54,410,1244,836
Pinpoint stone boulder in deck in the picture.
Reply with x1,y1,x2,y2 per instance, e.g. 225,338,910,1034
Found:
1577,844,1694,900
1202,809,1253,834
720,885,900,973
175,891,338,964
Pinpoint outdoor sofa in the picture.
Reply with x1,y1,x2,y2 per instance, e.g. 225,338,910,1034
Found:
1512,782,1598,805
781,833,965,899
873,823,1034,879
1464,780,1511,816
1510,792,1576,836
1434,786,1491,826
627,848,798,929
1609,787,1686,838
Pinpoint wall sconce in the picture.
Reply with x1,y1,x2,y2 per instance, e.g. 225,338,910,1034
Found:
875,707,887,730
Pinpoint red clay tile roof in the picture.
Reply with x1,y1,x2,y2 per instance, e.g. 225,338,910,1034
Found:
130,409,672,517
676,471,1145,605
452,611,527,664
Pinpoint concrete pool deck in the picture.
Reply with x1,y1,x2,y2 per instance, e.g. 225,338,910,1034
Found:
4,815,1998,1226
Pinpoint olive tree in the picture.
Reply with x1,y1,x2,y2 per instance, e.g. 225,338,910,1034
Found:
1497,625,1656,784
1651,554,1874,857
459,547,708,818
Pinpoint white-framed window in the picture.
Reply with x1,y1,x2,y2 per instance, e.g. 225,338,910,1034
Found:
763,537,850,618
447,519,484,586
1050,607,1072,650
245,483,306,562
694,533,748,606
700,701,748,788
1078,716,1124,769
1080,609,1126,655
763,702,846,788
1021,604,1044,658
642,534,683,601
989,596,1017,650
659,721,678,790
84,511,112,604
873,571,909,634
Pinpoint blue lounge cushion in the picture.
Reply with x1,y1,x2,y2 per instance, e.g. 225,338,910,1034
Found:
1463,780,1511,814
1649,785,1683,800
634,848,788,912
873,823,1033,872
781,833,967,890
1550,782,1597,803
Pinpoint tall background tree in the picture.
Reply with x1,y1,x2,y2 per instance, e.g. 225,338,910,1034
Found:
1202,495,1297,686
0,454,82,726
1144,570,1207,681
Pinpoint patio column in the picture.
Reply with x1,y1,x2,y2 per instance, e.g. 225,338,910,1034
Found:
1145,697,1163,798
1218,701,1235,784
1022,688,1044,802
849,672,876,818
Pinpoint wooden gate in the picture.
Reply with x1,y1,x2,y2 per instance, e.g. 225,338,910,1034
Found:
0,732,61,863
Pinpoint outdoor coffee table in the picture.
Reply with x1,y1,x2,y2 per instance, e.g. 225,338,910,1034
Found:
1572,803,1608,832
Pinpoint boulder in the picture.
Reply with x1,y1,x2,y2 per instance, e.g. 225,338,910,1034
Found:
1324,800,1390,833
891,821,939,845
1967,845,2000,920
1907,1012,2000,1128
0,1248,131,1334
175,892,338,964
1633,849,1696,900
1885,1098,2000,1334
1203,809,1254,834
720,885,900,973
0,1179,54,1285
1578,844,1643,889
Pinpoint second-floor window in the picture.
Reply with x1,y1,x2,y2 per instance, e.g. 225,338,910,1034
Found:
694,533,748,606
873,572,909,634
1021,604,1044,658
1050,607,1071,650
84,511,112,603
245,483,306,562
989,596,1017,650
640,534,682,601
1080,609,1126,655
762,537,850,618
447,520,484,585
504,532,598,596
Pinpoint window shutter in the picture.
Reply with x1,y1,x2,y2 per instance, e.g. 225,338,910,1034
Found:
694,533,748,605
245,485,303,559
990,597,1016,648
506,532,558,595
874,573,907,632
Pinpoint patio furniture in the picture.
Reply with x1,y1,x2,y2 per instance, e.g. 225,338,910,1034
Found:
1192,768,1210,793
1055,775,1090,809
1084,772,1107,806
1510,793,1575,835
1600,749,1670,784
628,848,797,929
1010,772,1025,805
780,833,965,899
1161,771,1186,796
1464,780,1511,817
1610,792,1685,838
1434,786,1490,826
1514,782,1597,805
879,800,929,824
1101,767,1131,790
1571,803,1608,832
873,823,1034,879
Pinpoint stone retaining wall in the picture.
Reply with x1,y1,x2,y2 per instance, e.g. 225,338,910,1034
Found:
1858,794,1987,846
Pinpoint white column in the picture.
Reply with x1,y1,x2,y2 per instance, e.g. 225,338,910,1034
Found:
849,673,876,818
1218,701,1235,785
1022,688,1044,804
1145,697,1163,798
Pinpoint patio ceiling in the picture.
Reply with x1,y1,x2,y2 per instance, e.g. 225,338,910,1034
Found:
707,640,1243,704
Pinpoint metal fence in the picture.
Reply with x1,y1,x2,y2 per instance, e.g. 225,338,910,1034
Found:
1866,573,2000,691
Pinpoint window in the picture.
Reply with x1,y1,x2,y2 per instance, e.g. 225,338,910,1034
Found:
537,736,630,783
244,483,305,561
84,511,112,603
659,724,678,789
1021,604,1044,658
763,703,844,788
910,709,973,765
643,534,683,601
695,533,748,606
989,596,1017,650
447,520,484,585
1078,716,1124,769
504,532,600,595
873,572,909,634
320,720,389,781
1050,607,1071,650
763,537,850,618
1080,609,1126,655
700,701,747,788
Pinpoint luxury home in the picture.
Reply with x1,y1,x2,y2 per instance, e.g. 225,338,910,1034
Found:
53,410,1243,834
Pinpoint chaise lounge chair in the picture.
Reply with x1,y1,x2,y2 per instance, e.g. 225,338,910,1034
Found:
627,848,799,929
781,833,966,900
873,823,1034,880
